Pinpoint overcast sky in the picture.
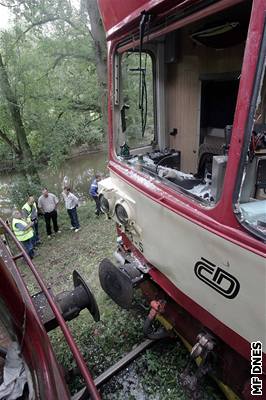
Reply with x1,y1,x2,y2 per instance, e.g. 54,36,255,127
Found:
0,5,11,29
0,1,80,30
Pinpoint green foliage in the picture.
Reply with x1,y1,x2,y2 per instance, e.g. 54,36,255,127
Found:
0,0,104,170
121,52,155,150
8,176,41,209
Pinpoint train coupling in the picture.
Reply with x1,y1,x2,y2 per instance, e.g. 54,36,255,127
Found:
32,270,100,332
143,299,174,340
180,332,215,398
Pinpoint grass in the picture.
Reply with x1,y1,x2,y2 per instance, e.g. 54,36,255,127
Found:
21,201,224,399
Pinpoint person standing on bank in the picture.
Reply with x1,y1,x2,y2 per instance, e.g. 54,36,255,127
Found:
62,187,80,232
12,210,35,258
89,173,102,216
22,195,40,245
38,188,61,238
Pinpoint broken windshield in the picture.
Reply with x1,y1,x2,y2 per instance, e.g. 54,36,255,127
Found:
114,2,253,207
118,51,155,155
237,58,266,239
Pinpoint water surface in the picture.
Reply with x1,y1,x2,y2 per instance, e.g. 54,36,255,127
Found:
0,151,107,217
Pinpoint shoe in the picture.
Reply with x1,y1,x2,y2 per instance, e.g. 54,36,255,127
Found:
47,235,51,239
56,230,62,234
70,227,75,230
74,228,80,233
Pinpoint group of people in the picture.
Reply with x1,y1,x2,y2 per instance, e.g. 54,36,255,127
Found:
11,174,102,259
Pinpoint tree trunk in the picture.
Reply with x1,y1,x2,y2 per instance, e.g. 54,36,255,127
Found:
0,53,40,183
85,0,108,134
0,128,21,157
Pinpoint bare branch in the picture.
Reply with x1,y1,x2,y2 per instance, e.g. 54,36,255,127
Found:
12,16,60,47
52,51,93,62
70,102,101,113
0,1,23,7
0,0,26,6
51,111,65,132
62,17,85,32
35,52,94,82
35,55,65,81
86,115,101,124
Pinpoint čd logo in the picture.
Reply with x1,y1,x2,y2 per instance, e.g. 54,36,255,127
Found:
194,258,240,299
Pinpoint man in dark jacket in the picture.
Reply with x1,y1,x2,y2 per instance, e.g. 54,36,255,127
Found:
89,174,102,216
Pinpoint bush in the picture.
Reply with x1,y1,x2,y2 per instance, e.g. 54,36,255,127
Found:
8,176,42,210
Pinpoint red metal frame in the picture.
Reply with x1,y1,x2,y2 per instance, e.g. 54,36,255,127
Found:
116,0,245,53
98,0,244,41
0,218,100,400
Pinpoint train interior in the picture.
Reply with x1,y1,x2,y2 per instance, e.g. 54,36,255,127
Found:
115,0,266,235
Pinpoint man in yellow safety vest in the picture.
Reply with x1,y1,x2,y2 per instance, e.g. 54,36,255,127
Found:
22,195,40,245
12,210,35,258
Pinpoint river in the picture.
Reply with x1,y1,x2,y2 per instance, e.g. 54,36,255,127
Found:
0,151,108,218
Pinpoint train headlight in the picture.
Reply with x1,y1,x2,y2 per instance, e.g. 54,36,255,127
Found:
115,203,129,225
99,194,110,214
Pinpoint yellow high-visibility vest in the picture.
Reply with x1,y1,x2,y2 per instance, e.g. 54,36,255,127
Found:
22,202,37,220
12,218,34,242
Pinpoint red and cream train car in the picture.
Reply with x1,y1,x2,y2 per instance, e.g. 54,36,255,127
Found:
0,1,265,399
97,0,266,398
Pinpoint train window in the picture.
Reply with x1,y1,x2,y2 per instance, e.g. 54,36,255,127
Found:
115,1,251,205
236,59,266,238
116,51,155,153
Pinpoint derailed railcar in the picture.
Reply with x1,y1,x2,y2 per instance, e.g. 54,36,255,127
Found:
0,221,101,399
97,0,266,398
0,1,265,399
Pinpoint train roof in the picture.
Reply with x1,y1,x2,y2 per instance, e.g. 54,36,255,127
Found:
97,0,243,40
97,0,199,40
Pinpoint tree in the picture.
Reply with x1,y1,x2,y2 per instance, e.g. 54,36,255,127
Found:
0,0,110,211
84,0,107,132
0,0,104,170
0,51,40,183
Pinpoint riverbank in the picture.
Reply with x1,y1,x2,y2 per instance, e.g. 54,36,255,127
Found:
0,151,108,218
0,146,106,174
26,201,222,399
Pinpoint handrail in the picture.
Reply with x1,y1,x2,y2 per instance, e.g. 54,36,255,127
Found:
0,217,100,400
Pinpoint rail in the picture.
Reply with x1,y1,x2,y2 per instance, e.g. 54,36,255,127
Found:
0,217,100,400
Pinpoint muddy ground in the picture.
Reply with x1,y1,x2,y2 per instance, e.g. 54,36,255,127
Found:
21,201,224,400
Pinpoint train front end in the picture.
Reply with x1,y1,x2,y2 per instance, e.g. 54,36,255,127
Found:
97,0,266,398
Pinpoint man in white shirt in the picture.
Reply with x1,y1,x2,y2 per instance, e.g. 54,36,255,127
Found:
62,187,80,232
38,188,60,238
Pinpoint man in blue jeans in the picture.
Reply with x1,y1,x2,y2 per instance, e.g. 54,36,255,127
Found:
62,187,80,232
12,210,35,258
89,174,102,216
22,195,40,246
38,188,61,238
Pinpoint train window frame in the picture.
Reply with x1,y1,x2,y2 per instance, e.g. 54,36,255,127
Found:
113,2,253,207
234,21,266,242
113,49,157,156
